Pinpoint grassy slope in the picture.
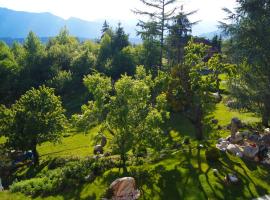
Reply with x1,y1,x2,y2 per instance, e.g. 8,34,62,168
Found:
1,103,268,200
37,127,100,160
0,75,268,200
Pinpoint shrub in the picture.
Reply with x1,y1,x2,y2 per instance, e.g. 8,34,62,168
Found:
205,147,220,162
10,157,116,196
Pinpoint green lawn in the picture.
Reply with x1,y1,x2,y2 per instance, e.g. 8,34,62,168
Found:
38,127,100,160
213,103,260,126
2,146,269,200
0,90,268,200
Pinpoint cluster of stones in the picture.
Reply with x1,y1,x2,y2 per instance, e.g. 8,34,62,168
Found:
216,118,270,164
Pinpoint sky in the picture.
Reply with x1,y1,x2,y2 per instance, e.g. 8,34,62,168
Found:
0,0,237,35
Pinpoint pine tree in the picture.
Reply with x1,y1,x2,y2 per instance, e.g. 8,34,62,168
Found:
111,23,129,53
133,0,178,68
221,0,270,126
101,20,110,38
167,7,197,65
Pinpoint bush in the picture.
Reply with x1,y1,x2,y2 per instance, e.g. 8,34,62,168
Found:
205,147,220,162
10,157,116,196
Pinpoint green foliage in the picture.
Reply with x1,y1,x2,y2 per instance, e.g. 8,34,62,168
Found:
47,70,73,94
76,66,169,170
222,0,270,126
0,86,66,164
205,147,221,162
166,11,195,65
0,42,20,103
10,158,115,197
134,0,178,67
168,40,216,139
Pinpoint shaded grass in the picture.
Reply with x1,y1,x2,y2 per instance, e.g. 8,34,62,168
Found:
0,83,267,200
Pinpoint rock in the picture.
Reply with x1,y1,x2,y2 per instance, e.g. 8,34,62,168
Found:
228,173,239,183
0,178,3,191
216,139,230,152
109,177,140,200
213,169,219,176
212,92,222,102
264,128,270,135
227,144,243,157
226,100,237,108
248,133,261,143
242,131,250,139
212,119,219,125
231,118,242,138
230,131,243,144
94,145,103,155
243,145,259,159
104,152,112,157
261,135,270,146
262,158,270,165
84,172,95,182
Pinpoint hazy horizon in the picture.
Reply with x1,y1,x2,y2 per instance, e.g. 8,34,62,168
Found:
0,0,237,35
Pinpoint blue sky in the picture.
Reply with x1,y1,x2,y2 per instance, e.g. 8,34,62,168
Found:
0,0,237,35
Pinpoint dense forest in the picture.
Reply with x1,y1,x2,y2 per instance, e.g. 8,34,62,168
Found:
0,0,270,199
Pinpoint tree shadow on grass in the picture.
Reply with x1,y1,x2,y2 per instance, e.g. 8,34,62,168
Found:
215,153,270,199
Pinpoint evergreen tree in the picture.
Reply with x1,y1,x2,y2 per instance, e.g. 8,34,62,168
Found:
167,8,197,65
221,0,270,126
111,23,129,53
133,0,178,67
101,20,110,38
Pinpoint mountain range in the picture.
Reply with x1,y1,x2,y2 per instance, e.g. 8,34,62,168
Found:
0,7,220,44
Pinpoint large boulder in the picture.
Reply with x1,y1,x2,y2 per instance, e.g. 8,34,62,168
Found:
101,136,107,147
248,133,261,143
94,145,103,155
264,128,270,135
261,135,270,146
243,145,259,159
230,132,243,144
109,177,140,200
227,144,243,157
231,118,242,138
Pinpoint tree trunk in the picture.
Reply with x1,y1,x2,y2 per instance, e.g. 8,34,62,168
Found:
262,111,269,127
262,102,270,127
159,0,165,68
121,154,127,174
194,105,203,140
32,145,39,166
195,119,203,140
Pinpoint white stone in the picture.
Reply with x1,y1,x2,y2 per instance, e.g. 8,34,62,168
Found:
0,178,3,191
264,128,270,135
227,144,243,156
228,174,239,183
